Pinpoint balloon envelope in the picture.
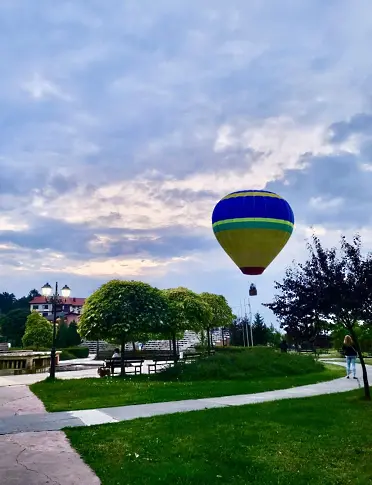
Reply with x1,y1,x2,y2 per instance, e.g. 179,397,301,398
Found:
212,190,294,275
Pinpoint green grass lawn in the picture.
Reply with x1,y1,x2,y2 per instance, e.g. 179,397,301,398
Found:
31,364,343,412
66,388,372,485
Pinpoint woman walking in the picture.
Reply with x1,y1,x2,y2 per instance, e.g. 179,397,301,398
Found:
342,335,358,379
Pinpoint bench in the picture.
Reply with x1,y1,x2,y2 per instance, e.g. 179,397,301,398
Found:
104,358,144,375
147,354,178,374
98,349,176,361
147,352,205,374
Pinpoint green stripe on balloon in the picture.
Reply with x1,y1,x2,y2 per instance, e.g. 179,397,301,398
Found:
213,220,294,234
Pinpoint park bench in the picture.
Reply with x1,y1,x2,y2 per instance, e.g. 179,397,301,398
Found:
104,358,144,375
147,353,178,374
147,352,206,374
98,349,176,361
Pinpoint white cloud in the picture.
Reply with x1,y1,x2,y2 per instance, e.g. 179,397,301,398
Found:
0,0,372,313
22,73,72,101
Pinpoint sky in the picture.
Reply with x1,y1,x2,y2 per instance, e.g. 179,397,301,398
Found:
1,0,372,325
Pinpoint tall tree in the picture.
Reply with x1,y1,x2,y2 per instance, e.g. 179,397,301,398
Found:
229,316,250,346
0,292,16,314
56,318,69,348
162,287,212,361
267,324,282,347
67,321,81,347
265,234,372,400
0,308,29,346
14,289,41,310
252,312,270,346
79,280,168,375
199,293,234,353
22,312,53,350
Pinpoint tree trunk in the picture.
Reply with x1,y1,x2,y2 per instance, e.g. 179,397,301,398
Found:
132,341,136,352
172,332,178,363
120,337,126,377
207,327,211,354
221,327,225,346
350,327,371,400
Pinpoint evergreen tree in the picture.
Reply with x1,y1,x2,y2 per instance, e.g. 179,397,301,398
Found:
67,321,81,347
252,313,270,345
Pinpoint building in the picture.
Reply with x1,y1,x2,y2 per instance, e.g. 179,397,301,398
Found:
29,296,85,325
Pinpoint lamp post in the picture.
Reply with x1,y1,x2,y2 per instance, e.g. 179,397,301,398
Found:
41,282,71,379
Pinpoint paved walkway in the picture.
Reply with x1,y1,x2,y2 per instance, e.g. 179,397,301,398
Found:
0,384,100,484
0,361,369,436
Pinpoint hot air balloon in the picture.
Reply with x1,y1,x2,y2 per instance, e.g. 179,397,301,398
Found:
212,190,294,275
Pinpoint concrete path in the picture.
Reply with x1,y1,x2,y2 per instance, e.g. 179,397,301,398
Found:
0,361,369,436
0,379,100,484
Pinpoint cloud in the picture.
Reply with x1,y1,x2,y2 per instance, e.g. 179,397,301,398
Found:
1,0,372,323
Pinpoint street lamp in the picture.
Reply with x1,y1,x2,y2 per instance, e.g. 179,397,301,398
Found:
41,282,71,379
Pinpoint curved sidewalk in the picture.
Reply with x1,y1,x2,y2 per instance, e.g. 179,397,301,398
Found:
0,361,370,435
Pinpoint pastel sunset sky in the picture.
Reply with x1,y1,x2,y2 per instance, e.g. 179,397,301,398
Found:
1,0,371,323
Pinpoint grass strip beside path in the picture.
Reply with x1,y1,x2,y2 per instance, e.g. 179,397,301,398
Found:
31,364,344,412
66,388,372,485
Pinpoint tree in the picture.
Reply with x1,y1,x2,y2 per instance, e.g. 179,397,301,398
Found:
199,293,234,353
14,289,41,310
265,234,372,400
79,280,169,375
56,318,69,348
331,322,372,354
251,313,270,346
0,292,16,314
0,308,29,346
229,316,249,346
162,287,212,361
267,324,282,347
22,312,53,350
67,321,81,347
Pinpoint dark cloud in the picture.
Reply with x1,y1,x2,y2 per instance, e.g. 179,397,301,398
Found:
328,113,372,144
0,217,213,261
268,149,372,228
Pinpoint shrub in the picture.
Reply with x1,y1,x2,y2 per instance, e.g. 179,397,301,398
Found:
65,346,89,358
213,346,249,353
158,347,324,381
59,350,75,361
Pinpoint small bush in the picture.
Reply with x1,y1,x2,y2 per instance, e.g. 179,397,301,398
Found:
213,346,249,353
65,346,89,358
59,350,76,361
158,347,324,381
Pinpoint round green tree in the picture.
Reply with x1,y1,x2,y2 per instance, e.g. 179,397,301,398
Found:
79,279,169,375
200,292,234,351
162,287,212,360
22,312,53,350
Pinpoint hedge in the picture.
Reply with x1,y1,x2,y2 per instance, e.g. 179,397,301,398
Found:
65,346,89,358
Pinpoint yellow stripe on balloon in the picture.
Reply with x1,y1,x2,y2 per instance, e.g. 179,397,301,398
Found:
212,217,294,228
214,228,291,269
222,191,282,200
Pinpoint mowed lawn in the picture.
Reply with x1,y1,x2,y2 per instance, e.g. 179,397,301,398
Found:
66,389,372,485
31,364,343,412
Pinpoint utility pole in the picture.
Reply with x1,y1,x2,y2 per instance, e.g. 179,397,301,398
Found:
244,296,254,347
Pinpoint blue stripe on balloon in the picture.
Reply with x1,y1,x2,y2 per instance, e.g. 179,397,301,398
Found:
212,194,294,225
